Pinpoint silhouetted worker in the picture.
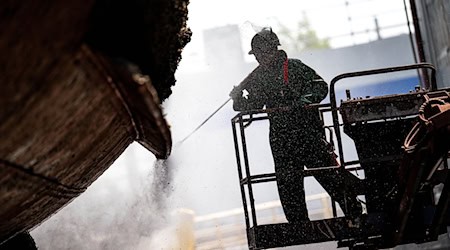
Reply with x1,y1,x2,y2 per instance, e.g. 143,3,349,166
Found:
230,28,361,223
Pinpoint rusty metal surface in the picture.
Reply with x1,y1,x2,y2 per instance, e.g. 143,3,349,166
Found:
329,63,437,166
340,91,425,124
416,0,450,87
392,91,450,245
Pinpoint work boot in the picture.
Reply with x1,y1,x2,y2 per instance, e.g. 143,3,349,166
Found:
283,201,310,223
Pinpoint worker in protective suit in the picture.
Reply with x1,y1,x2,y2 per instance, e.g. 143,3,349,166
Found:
230,28,361,223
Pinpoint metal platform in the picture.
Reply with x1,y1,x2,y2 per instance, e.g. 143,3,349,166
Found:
232,63,450,249
248,214,386,249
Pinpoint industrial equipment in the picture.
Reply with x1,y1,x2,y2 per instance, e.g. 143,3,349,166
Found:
232,63,450,249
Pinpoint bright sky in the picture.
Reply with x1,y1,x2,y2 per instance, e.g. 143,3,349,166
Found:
179,0,411,72
186,0,409,46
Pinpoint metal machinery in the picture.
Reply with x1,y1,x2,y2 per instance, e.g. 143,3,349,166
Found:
231,63,450,249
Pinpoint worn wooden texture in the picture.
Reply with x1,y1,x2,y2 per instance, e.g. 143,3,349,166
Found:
0,46,135,242
0,0,96,120
0,0,190,243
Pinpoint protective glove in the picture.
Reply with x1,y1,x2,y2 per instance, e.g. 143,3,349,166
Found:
229,86,243,99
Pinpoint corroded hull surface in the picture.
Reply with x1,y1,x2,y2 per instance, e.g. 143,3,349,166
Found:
0,0,190,243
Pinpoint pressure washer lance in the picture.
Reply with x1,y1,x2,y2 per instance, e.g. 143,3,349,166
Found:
175,77,326,147
174,73,256,147
175,98,231,147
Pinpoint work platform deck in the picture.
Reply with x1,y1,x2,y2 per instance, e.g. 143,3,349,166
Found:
247,214,385,249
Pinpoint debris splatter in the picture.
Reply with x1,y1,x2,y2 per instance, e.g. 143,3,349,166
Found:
31,147,178,249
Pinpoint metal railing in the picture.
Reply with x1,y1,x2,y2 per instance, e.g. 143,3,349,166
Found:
329,63,436,166
230,104,352,233
194,193,341,249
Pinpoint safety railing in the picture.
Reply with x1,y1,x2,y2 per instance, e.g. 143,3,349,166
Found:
230,63,439,249
230,103,360,234
329,63,436,166
194,193,341,250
